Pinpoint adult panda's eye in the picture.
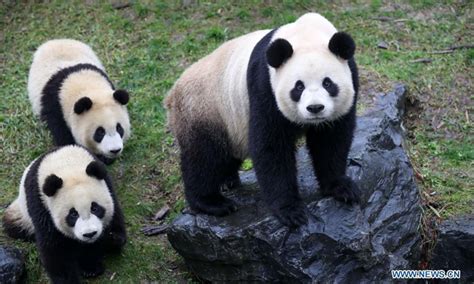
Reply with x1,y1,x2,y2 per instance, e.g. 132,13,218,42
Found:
116,123,124,138
296,81,305,91
323,77,333,88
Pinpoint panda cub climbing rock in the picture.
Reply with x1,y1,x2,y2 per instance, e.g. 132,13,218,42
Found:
3,145,126,283
166,13,361,227
28,39,131,164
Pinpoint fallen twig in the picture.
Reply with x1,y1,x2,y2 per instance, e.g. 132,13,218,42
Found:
141,224,169,236
154,204,170,221
429,44,474,54
410,58,432,64
112,2,131,9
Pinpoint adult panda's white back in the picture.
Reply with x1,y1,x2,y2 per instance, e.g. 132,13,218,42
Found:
28,39,105,115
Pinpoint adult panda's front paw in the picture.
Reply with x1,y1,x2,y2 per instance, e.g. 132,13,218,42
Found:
326,176,361,204
190,193,238,217
273,202,308,228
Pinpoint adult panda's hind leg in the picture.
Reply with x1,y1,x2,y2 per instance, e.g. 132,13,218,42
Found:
222,157,242,189
179,123,238,216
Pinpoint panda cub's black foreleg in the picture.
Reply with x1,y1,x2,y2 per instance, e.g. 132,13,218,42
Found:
78,242,105,278
180,123,238,216
306,112,361,204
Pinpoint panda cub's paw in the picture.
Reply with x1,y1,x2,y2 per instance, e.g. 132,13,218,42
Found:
191,194,237,217
328,176,361,204
273,202,308,228
81,261,105,278
106,231,127,252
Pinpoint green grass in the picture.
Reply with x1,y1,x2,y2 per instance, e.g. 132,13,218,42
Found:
0,0,472,282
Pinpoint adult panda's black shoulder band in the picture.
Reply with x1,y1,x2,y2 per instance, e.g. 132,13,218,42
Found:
40,63,115,146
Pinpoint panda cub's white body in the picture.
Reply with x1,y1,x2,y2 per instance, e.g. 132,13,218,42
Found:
166,13,360,227
28,39,131,164
3,145,126,282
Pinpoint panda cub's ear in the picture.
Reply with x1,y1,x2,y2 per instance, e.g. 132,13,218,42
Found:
266,38,293,68
74,97,93,114
86,161,107,180
113,90,129,105
43,174,63,197
328,32,356,60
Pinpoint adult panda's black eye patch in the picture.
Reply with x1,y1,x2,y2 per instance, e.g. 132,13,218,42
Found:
322,77,339,97
66,208,79,227
116,123,124,137
93,127,106,143
290,80,305,102
91,202,105,219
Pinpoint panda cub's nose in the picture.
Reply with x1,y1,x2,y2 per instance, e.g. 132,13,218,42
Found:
307,104,325,114
110,148,121,154
83,231,97,239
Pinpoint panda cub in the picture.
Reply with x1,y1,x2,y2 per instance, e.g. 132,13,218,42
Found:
165,13,361,227
3,145,126,283
28,39,131,164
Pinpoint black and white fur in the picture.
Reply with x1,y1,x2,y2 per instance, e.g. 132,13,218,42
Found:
28,39,131,164
165,13,360,227
3,145,126,283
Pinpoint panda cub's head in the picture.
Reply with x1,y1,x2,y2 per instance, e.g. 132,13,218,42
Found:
72,89,130,162
40,152,114,243
267,13,356,125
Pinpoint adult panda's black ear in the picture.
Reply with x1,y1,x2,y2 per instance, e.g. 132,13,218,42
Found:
113,90,129,105
266,38,293,68
328,32,356,60
86,161,107,180
74,97,93,114
43,174,63,197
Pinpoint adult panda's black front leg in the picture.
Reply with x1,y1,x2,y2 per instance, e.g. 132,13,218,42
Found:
249,119,307,228
306,110,361,204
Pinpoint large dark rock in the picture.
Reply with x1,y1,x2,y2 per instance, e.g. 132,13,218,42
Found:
431,215,474,282
168,84,422,282
0,246,25,284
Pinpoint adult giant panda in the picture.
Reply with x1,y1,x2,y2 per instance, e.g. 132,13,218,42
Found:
28,39,131,164
165,13,360,227
3,145,126,283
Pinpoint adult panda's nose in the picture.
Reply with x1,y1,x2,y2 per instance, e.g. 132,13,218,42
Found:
83,231,97,239
110,148,122,154
307,104,325,114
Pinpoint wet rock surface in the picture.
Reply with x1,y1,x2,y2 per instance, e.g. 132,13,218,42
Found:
0,246,25,284
431,215,474,282
168,84,422,282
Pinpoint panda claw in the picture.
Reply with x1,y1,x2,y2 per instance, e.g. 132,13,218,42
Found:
327,176,361,204
273,202,307,228
191,194,238,217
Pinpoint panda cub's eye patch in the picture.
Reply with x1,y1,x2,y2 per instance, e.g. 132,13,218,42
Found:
116,123,124,138
66,208,79,227
94,127,106,143
322,77,339,97
290,80,305,102
91,202,105,219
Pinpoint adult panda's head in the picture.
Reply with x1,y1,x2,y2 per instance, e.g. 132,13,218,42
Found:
39,147,114,243
267,13,356,125
72,89,131,162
